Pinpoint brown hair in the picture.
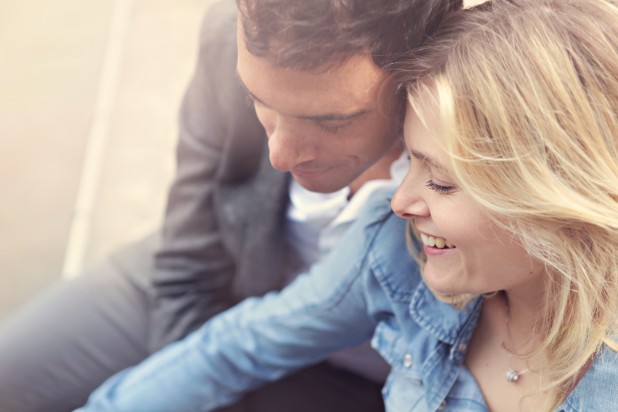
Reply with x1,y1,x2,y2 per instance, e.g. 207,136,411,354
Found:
236,0,463,70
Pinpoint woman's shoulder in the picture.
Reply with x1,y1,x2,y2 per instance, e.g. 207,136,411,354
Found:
354,187,423,301
563,344,618,410
352,187,409,257
357,186,398,221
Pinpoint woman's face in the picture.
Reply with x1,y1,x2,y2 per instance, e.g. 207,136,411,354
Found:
391,101,544,297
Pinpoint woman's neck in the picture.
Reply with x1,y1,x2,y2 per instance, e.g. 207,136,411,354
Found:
502,285,544,350
496,292,542,354
465,292,549,411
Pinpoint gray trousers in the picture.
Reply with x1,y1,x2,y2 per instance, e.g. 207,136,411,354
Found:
0,248,384,412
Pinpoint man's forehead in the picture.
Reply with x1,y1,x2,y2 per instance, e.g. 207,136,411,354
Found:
236,37,389,119
236,70,376,121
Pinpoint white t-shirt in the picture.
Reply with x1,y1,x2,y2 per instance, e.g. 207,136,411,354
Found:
284,154,408,382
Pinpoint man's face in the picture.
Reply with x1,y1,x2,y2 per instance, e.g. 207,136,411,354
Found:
236,27,400,193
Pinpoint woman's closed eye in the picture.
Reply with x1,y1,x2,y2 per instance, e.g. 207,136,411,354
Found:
425,179,457,194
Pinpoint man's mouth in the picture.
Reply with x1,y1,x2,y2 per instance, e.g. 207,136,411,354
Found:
291,166,330,178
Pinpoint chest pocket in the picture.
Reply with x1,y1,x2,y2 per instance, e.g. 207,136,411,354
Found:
372,321,426,412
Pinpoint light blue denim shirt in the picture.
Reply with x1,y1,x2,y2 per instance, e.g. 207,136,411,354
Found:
77,189,617,412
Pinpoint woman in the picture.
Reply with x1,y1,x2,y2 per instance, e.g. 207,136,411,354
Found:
78,1,617,411
391,0,618,409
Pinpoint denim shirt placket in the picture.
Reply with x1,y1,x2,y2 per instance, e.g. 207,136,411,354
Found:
409,284,484,410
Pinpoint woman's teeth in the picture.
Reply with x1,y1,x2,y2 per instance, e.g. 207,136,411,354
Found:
420,233,454,249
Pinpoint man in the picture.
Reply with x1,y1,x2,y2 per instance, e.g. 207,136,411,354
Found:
0,1,461,411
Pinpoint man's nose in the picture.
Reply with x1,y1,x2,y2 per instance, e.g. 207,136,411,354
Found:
267,119,314,172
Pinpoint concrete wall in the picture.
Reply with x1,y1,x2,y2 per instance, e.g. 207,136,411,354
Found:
0,0,213,321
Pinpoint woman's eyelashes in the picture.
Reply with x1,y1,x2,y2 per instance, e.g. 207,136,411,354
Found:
405,154,458,194
425,179,457,194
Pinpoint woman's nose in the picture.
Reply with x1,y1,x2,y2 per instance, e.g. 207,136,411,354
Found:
391,174,430,219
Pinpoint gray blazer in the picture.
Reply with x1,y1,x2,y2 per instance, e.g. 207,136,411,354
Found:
116,0,295,352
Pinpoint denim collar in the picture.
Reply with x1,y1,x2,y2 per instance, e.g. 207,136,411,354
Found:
409,280,482,351
408,281,485,409
410,280,617,411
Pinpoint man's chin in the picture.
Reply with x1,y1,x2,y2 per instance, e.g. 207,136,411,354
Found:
291,173,349,194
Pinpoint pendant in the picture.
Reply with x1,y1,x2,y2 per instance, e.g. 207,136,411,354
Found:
505,369,521,383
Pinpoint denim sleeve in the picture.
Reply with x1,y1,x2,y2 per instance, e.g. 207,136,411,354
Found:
75,194,395,412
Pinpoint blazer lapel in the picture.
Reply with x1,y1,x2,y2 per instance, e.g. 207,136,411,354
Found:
216,147,291,298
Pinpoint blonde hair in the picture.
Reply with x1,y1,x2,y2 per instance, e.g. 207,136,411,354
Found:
398,0,618,409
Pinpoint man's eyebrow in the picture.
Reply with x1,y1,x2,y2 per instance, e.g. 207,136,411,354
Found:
236,71,267,105
235,70,375,122
410,149,449,173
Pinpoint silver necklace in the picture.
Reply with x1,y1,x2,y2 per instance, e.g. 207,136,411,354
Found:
505,358,528,383
503,297,529,383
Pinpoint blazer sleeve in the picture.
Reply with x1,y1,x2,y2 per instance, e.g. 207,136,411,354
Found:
147,0,265,351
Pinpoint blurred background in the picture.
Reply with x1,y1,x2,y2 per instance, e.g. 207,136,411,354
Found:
0,0,214,322
0,0,486,323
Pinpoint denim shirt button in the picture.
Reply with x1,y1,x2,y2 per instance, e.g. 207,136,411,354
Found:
437,400,447,410
458,342,467,353
402,353,413,368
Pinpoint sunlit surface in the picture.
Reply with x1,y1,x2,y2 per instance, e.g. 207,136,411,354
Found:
0,0,209,322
